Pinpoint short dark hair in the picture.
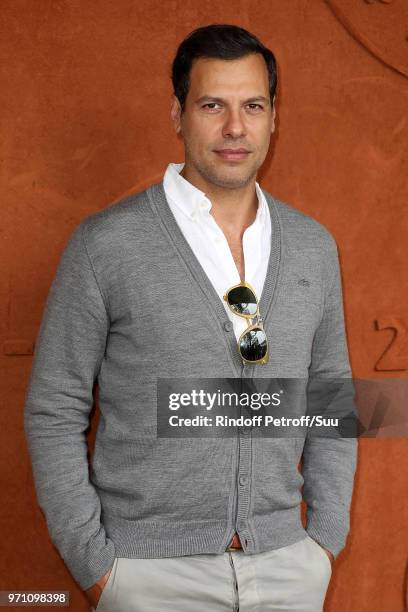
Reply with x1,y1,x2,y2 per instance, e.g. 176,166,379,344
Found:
171,24,277,113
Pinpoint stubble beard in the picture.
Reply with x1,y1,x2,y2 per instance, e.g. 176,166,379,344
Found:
185,146,259,190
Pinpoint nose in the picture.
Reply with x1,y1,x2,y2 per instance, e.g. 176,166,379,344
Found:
222,108,247,140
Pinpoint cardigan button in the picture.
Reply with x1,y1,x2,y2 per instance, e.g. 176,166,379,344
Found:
240,426,252,435
223,321,233,332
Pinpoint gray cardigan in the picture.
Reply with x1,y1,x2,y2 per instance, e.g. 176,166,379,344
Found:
23,180,357,591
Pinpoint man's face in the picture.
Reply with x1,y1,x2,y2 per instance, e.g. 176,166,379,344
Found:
171,53,276,190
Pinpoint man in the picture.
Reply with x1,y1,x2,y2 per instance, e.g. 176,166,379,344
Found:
24,24,357,611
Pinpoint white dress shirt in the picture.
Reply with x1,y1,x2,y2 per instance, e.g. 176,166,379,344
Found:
163,162,271,342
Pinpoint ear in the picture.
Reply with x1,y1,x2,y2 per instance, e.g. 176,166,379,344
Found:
271,95,276,133
171,96,182,134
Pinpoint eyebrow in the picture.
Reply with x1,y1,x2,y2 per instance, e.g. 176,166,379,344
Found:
195,95,270,106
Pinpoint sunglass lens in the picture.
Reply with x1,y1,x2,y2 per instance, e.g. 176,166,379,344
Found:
227,286,258,316
239,328,268,362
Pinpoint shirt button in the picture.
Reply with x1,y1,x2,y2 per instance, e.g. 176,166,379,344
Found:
239,475,248,486
224,321,233,332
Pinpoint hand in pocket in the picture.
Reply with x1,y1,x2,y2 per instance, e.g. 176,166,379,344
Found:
320,546,334,564
84,565,114,609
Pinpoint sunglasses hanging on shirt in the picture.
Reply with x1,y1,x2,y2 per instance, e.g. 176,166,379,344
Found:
223,281,269,365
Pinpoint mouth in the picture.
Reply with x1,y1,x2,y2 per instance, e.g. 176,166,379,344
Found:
214,149,251,161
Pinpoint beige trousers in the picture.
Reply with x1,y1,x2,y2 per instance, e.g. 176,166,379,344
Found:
92,534,332,612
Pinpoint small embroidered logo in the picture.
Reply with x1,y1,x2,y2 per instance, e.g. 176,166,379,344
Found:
298,278,310,287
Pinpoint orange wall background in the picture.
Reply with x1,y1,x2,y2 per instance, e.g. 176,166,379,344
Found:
1,1,407,610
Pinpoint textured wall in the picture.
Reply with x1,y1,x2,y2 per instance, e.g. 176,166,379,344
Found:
1,1,407,610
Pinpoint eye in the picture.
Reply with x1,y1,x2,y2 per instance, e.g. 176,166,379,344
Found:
202,103,221,110
201,102,264,112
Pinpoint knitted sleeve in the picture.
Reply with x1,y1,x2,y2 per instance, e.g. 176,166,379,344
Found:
23,220,115,591
302,234,358,558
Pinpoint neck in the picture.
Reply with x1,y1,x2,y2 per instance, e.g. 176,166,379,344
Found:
180,164,259,238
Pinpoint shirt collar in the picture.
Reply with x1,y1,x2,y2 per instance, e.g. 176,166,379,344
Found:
163,161,267,223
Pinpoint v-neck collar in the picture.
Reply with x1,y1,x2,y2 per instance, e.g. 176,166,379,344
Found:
146,179,283,377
